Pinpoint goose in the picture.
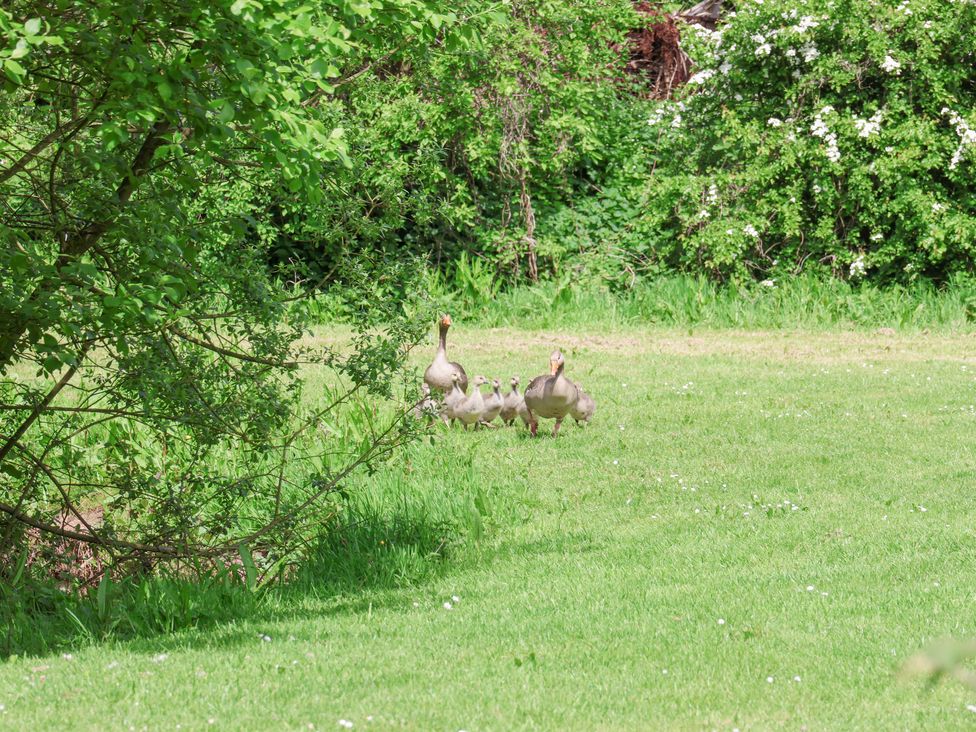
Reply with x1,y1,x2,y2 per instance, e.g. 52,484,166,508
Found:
441,371,466,425
456,375,488,430
480,378,504,426
523,350,579,437
423,314,468,394
571,385,596,426
500,376,523,426
412,383,438,420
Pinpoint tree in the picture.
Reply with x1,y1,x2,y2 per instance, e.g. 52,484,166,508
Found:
0,0,453,579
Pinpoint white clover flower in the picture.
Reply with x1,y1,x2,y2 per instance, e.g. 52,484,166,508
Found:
850,255,867,278
761,279,776,288
881,55,902,74
767,117,783,127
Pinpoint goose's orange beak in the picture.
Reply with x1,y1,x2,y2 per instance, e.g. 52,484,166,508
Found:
549,359,559,375
441,314,452,327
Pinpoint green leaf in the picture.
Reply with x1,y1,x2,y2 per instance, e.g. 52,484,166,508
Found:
238,544,257,591
24,18,41,35
4,59,26,83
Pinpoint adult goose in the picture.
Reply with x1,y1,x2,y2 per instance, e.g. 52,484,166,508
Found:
500,376,522,426
571,385,596,427
523,350,579,437
424,314,468,394
456,375,488,430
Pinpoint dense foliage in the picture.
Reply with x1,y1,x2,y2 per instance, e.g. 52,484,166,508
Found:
628,0,976,284
264,0,976,289
0,0,447,582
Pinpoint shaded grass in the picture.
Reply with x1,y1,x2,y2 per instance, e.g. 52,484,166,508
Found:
3,326,976,729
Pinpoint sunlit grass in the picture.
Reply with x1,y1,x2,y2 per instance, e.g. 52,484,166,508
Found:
3,325,976,729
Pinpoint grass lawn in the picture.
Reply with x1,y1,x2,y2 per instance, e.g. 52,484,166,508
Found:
3,326,976,730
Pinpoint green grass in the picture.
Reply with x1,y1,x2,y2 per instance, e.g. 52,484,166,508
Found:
4,325,976,729
351,273,976,332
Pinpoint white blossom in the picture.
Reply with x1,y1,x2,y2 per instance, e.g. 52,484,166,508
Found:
881,55,902,74
944,107,976,169
793,15,819,33
767,117,783,127
853,110,883,138
744,224,760,238
688,69,717,85
850,255,867,278
801,44,820,62
755,43,772,57
811,108,840,162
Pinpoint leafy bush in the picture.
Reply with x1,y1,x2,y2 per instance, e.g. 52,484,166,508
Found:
585,0,976,284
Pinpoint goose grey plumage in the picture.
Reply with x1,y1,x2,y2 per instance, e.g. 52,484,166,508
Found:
480,378,504,426
500,376,522,426
412,382,437,420
571,384,595,426
423,314,468,394
523,350,579,437
441,371,465,425
456,375,488,430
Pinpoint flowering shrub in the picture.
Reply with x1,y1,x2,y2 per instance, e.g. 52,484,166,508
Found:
595,0,976,284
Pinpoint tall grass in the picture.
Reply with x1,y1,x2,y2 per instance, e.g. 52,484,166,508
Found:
473,276,976,330
1,440,473,659
305,273,976,331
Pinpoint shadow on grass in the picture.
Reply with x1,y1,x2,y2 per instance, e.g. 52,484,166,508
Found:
0,498,466,660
